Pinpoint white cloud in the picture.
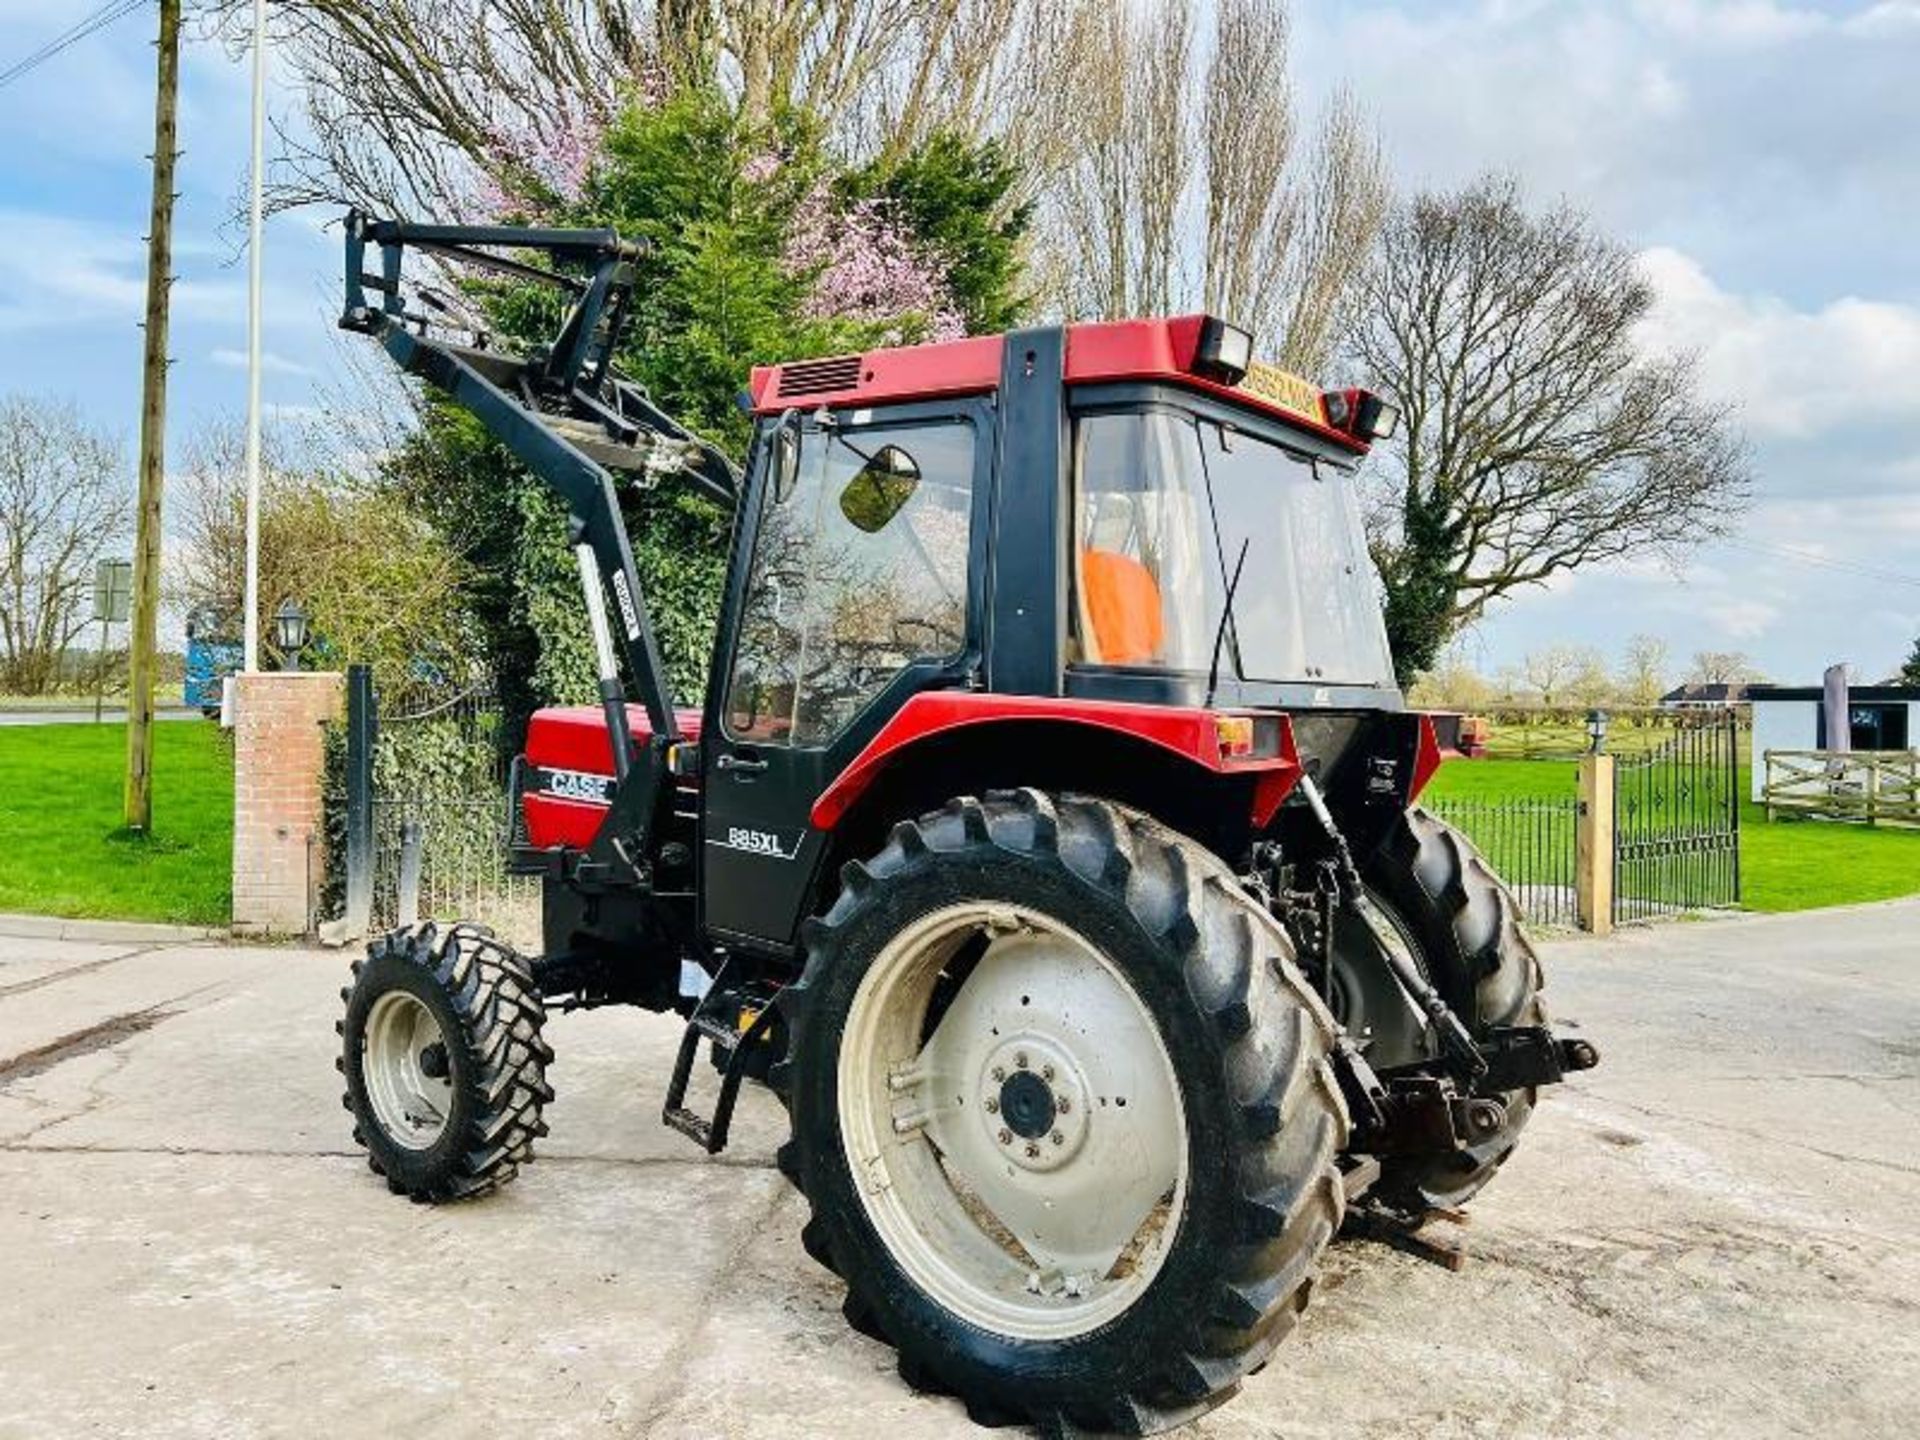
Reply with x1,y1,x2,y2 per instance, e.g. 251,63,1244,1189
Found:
1632,1,1826,47
1636,247,1920,439
211,348,316,377
1700,597,1780,639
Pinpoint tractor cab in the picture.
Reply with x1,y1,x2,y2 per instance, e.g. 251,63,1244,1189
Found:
511,313,1423,951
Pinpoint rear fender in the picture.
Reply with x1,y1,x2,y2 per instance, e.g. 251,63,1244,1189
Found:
808,694,1301,917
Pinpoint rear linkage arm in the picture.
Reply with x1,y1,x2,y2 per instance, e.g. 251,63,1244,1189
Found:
341,213,740,880
1281,775,1597,1159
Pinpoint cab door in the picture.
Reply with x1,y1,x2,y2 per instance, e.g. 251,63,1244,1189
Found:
701,400,990,947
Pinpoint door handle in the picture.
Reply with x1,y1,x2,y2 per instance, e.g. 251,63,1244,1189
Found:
716,752,768,775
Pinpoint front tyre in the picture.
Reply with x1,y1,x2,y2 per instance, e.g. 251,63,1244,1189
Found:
337,923,553,1201
781,791,1349,1434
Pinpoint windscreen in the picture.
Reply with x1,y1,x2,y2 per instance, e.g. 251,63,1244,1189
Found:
1072,410,1395,687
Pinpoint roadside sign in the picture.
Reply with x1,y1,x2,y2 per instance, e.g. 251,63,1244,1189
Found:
93,559,132,624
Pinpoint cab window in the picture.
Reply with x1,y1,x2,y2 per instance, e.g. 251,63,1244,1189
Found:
725,417,974,747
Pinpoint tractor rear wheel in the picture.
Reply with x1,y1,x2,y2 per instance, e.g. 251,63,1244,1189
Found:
779,790,1349,1434
1334,807,1548,1213
338,923,553,1201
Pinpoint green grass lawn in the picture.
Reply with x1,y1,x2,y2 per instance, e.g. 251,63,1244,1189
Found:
0,721,232,925
1426,757,1920,913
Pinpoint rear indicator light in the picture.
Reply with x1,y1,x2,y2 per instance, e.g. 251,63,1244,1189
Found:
1217,714,1254,758
1215,714,1282,761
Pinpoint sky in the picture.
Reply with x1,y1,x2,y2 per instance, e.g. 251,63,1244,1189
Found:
0,0,1915,685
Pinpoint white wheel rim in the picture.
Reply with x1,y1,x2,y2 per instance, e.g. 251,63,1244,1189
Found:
837,902,1188,1341
363,991,454,1149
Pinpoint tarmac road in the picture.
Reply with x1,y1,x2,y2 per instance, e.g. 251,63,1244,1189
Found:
1,901,1915,1438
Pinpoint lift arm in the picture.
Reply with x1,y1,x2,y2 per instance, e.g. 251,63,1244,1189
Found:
341,212,740,776
341,213,741,880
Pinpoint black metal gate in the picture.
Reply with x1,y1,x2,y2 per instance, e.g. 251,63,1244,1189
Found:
1425,796,1581,929
1612,713,1742,923
337,667,538,945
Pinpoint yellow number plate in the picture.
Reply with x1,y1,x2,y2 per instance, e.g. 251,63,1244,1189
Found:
1237,361,1323,423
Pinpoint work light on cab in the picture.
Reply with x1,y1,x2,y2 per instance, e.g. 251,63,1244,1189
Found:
1326,386,1402,443
1192,314,1255,385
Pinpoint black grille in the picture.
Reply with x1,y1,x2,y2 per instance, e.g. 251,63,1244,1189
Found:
776,353,863,397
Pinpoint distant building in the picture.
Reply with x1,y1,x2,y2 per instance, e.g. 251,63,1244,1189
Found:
1747,684,1920,801
1660,682,1751,709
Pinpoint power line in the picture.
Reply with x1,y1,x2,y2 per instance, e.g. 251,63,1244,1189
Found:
1720,536,1920,590
0,0,150,92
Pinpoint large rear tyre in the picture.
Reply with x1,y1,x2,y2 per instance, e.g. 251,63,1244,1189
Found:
1336,807,1547,1213
779,790,1349,1434
337,923,553,1201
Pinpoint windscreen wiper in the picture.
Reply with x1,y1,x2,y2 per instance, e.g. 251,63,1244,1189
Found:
1204,538,1250,709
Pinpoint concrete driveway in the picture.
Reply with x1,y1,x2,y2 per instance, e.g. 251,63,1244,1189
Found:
2,903,1916,1438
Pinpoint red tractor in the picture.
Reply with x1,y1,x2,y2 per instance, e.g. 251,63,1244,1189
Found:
335,217,1596,1433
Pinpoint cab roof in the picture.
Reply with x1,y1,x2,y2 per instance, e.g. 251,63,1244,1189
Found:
746,316,1369,454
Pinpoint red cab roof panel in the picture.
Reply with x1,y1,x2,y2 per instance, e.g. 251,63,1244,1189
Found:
749,335,1004,414
748,316,1366,453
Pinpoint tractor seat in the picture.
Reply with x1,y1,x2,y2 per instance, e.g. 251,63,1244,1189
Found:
1081,549,1164,665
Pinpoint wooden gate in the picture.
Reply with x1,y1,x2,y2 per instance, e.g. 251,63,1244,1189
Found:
1763,750,1920,825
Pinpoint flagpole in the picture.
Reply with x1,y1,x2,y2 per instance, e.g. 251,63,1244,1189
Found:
241,0,267,673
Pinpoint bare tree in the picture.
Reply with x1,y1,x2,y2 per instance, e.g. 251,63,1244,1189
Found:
1405,643,1493,712
172,417,475,688
1353,175,1750,684
0,397,130,695
202,0,1066,217
1617,633,1671,709
1039,0,1386,369
1520,644,1583,707
1687,650,1764,687
1564,646,1615,709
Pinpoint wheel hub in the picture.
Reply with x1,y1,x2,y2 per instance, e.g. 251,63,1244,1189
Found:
978,1034,1090,1171
998,1071,1053,1138
361,990,453,1150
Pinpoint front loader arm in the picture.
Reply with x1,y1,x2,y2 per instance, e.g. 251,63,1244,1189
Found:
341,212,738,864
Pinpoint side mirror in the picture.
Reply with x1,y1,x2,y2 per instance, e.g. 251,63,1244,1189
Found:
839,445,921,533
772,410,803,503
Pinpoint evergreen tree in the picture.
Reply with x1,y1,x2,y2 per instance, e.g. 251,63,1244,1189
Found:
391,90,1031,726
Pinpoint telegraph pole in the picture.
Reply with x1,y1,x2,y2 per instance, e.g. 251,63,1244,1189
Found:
124,0,181,833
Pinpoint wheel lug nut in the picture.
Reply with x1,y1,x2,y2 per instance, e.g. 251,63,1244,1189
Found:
1024,1143,1040,1158
991,1067,1006,1082
1050,1131,1064,1146
1056,1096,1070,1113
1015,1052,1029,1069
1041,1064,1054,1081
984,1098,999,1113
997,1128,1012,1145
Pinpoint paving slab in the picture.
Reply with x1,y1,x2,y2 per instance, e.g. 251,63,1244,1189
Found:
0,903,1915,1438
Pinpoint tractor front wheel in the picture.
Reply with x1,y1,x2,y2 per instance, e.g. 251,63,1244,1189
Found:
338,923,553,1201
780,791,1349,1434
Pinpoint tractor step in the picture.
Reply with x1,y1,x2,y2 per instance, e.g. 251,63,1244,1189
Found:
661,972,779,1155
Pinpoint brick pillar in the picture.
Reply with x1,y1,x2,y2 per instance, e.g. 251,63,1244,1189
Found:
232,671,344,936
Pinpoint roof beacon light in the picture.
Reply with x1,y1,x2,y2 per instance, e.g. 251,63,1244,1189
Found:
1193,316,1254,386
